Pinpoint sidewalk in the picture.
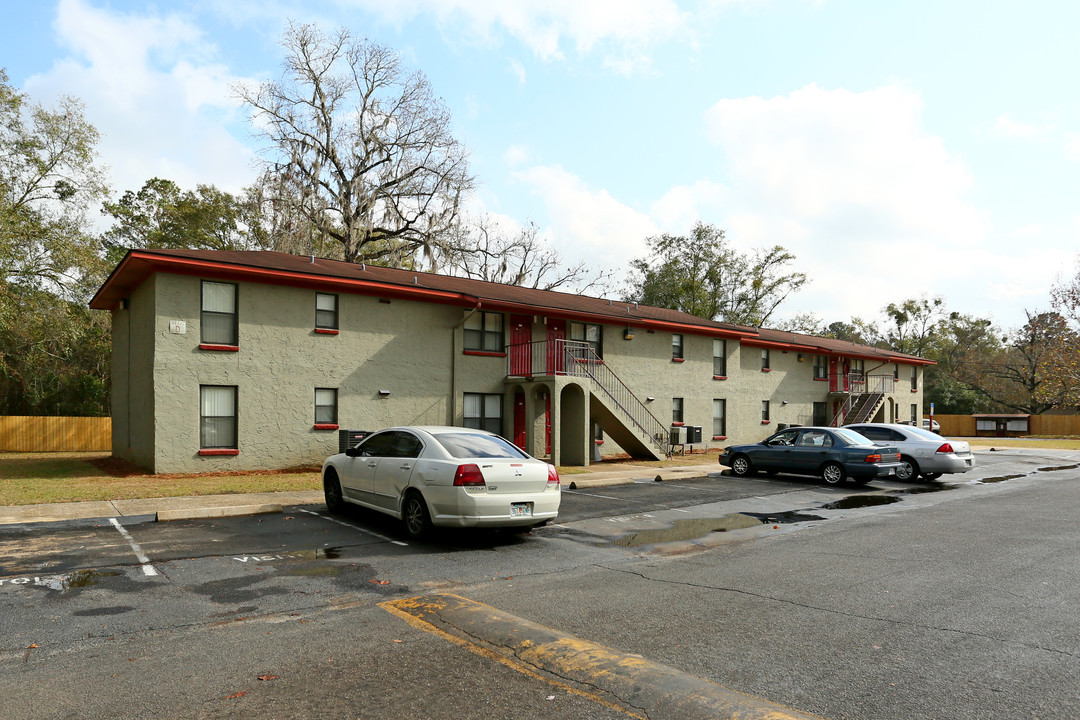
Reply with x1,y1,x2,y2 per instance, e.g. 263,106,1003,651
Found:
0,464,720,526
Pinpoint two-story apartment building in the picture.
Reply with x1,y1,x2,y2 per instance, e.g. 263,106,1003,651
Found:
90,249,932,473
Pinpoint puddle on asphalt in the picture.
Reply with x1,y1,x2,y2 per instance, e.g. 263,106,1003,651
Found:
891,484,956,495
1037,464,1080,473
741,511,826,524
611,514,763,547
979,473,1026,483
818,495,902,511
65,569,121,590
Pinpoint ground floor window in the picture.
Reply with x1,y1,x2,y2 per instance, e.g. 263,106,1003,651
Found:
672,397,684,424
813,401,827,426
713,399,726,437
464,392,503,435
200,385,237,449
315,388,338,425
911,403,918,422
761,400,770,422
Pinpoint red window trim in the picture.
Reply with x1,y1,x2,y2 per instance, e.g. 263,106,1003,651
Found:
313,423,339,430
760,367,771,373
594,439,604,445
199,344,239,352
314,328,339,335
671,421,685,427
713,375,727,380
760,420,771,425
813,377,828,381
463,350,507,357
671,357,685,363
712,435,727,441
911,388,919,392
198,449,239,456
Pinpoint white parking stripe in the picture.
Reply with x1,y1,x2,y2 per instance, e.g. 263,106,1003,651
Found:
296,507,408,546
109,518,159,576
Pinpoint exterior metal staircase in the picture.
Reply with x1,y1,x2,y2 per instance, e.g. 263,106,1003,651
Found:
507,340,671,460
829,374,892,427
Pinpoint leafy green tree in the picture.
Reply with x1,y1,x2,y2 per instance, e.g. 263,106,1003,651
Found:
101,177,256,264
0,68,108,290
1035,268,1080,408
624,222,807,326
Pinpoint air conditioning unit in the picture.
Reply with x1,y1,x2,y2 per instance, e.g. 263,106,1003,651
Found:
687,425,703,444
338,429,372,453
670,426,688,445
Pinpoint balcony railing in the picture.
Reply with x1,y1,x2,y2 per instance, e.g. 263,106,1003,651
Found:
506,339,670,457
829,373,895,394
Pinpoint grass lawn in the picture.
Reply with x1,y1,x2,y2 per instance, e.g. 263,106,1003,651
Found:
964,437,1080,451
0,452,321,506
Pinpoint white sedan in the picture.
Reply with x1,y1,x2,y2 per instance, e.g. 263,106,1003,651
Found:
321,426,561,539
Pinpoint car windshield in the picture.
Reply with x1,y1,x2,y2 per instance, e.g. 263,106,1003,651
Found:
833,428,873,445
433,432,529,459
905,426,945,441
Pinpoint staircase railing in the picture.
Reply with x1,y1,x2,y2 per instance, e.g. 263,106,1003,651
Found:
506,339,670,457
828,374,894,426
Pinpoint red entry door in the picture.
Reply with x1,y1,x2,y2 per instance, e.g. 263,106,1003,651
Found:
509,315,531,376
513,391,526,450
829,356,839,392
546,319,566,374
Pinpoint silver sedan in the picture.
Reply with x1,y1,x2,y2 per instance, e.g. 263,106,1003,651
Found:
844,422,976,481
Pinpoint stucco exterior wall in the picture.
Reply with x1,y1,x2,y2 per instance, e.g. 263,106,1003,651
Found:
149,274,505,473
111,275,156,470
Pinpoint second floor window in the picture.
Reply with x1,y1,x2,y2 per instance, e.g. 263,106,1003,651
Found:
713,339,726,376
570,322,602,358
201,281,237,345
814,355,828,379
761,348,770,370
911,365,918,390
464,311,503,352
315,293,338,330
672,334,684,360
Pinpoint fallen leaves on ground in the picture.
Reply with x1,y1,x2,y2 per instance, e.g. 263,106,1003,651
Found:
225,691,249,700
258,674,279,681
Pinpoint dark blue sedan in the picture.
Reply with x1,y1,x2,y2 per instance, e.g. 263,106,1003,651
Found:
718,426,902,486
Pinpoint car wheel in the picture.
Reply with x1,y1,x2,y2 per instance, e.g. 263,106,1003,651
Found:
921,472,943,481
896,456,920,482
323,469,344,513
402,491,432,540
730,454,753,477
821,462,846,486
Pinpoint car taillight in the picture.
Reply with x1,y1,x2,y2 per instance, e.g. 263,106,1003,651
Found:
936,443,954,454
547,464,560,489
453,463,486,487
865,454,882,463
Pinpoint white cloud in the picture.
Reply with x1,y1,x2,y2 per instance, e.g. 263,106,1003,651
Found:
512,164,659,267
24,0,255,198
504,144,532,166
702,83,991,323
989,112,1059,140
343,0,689,72
1065,133,1080,160
509,57,526,84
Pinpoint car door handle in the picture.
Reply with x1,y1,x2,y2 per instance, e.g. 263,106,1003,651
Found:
399,463,412,470
367,462,378,468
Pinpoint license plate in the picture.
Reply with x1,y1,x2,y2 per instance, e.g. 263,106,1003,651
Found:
510,503,532,517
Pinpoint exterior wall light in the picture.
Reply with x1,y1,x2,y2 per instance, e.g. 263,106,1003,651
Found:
378,389,391,397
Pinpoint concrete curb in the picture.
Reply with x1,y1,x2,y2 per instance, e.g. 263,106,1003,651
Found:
382,593,825,720
155,503,282,522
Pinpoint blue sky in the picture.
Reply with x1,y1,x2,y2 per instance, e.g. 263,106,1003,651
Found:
3,0,1077,331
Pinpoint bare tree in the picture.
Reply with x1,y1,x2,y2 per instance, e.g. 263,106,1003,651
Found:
439,215,614,294
234,23,473,266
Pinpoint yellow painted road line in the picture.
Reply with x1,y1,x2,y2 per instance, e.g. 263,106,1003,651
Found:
380,593,826,720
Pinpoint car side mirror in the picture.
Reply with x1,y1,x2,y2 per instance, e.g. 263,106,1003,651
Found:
345,446,362,458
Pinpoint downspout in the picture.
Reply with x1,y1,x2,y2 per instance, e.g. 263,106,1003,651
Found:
451,299,483,425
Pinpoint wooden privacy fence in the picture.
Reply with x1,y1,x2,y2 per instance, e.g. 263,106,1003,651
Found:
0,416,111,452
935,414,1080,437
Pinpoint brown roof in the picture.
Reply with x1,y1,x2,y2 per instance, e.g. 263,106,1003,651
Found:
751,327,931,365
90,249,933,363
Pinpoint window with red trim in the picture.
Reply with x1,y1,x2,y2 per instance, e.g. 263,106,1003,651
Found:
316,292,338,332
200,385,237,451
315,388,338,427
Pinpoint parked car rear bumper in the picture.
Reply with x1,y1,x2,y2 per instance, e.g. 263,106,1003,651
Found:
921,454,975,474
